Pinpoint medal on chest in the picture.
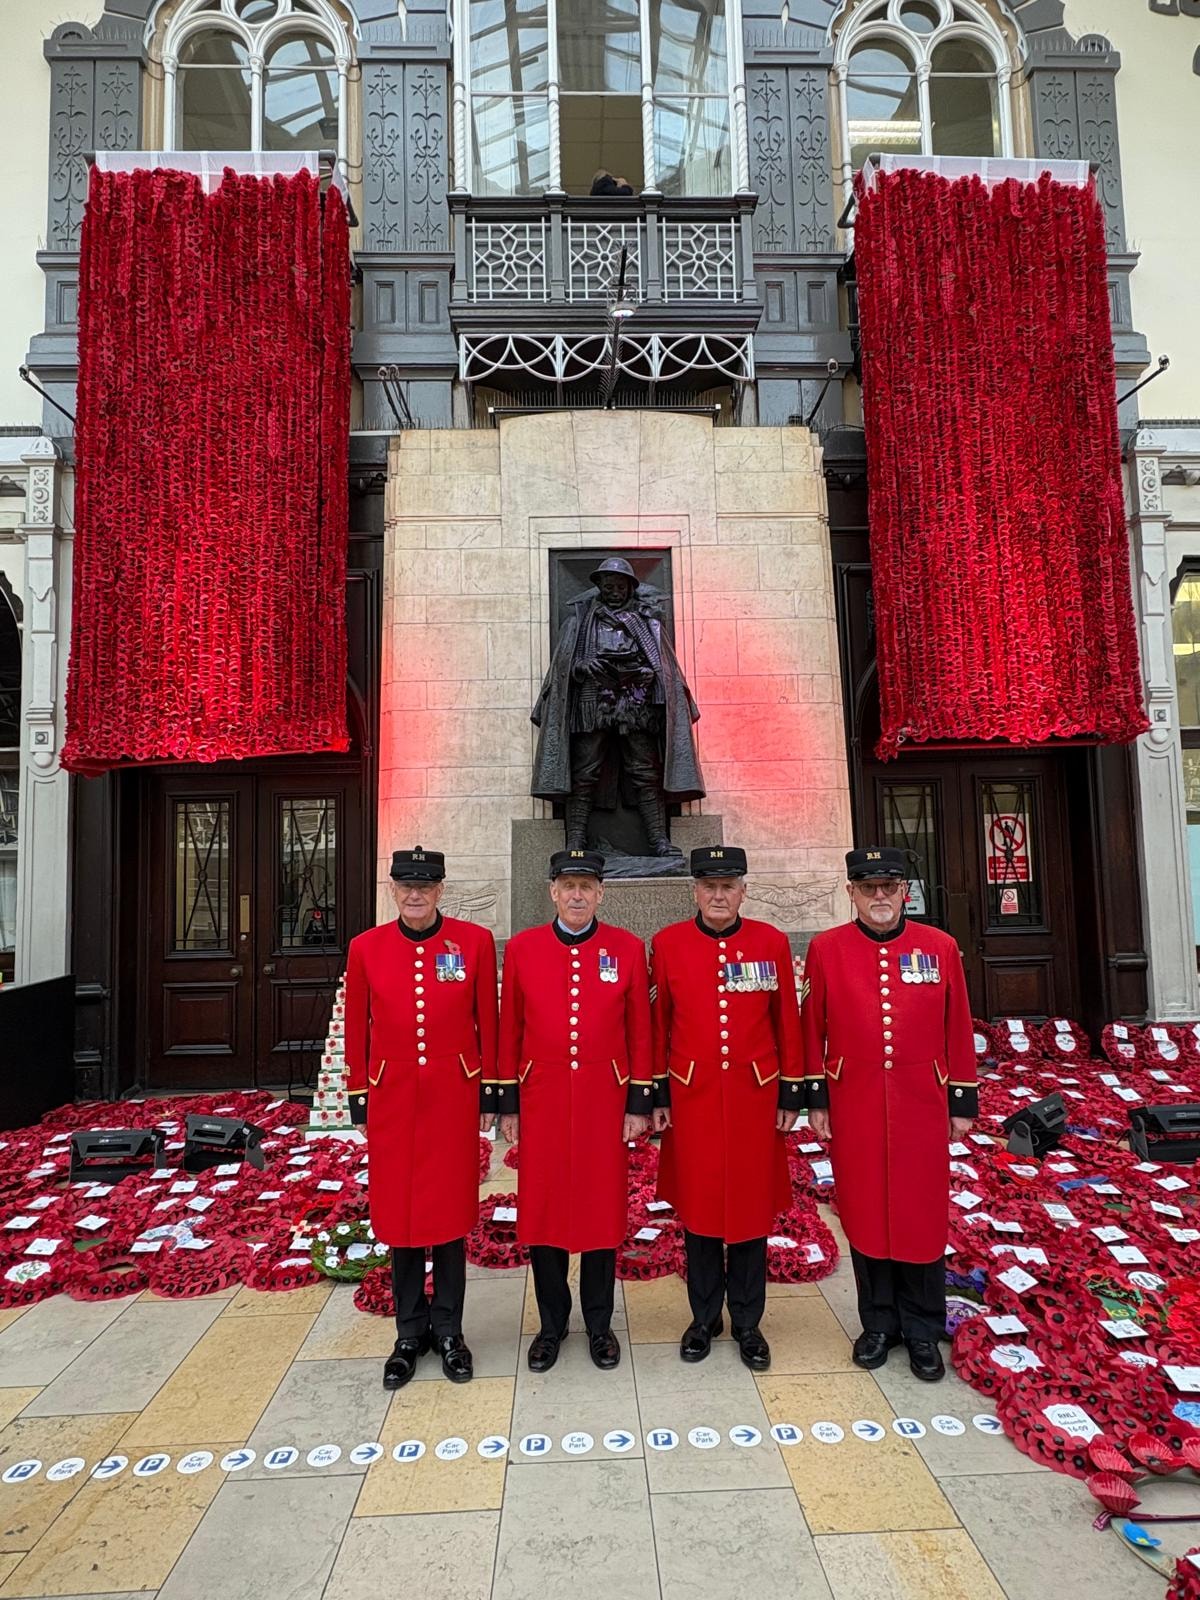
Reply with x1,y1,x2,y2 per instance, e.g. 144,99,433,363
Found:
724,955,778,993
599,949,619,983
899,950,940,985
436,947,467,982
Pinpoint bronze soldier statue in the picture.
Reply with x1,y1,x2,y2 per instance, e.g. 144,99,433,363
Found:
531,557,705,857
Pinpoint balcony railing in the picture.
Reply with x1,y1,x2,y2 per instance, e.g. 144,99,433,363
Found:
450,194,758,310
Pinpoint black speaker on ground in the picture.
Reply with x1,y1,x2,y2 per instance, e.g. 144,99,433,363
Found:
1129,1104,1200,1164
1002,1092,1066,1158
182,1114,268,1172
69,1129,165,1185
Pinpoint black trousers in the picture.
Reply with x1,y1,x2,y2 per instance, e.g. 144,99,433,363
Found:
391,1240,466,1341
850,1246,946,1343
684,1231,767,1330
528,1246,616,1338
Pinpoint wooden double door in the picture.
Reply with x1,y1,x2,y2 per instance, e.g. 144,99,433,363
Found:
140,765,366,1090
861,751,1078,1022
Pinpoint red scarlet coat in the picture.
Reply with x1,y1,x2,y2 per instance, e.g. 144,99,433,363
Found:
345,915,497,1249
652,917,801,1244
800,918,977,1263
496,922,652,1253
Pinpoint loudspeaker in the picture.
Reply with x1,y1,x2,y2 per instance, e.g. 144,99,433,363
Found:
69,1129,164,1185
1129,1104,1200,1164
182,1115,268,1172
1002,1092,1066,1158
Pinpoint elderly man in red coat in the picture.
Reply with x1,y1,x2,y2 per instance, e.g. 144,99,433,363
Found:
801,845,977,1382
345,848,498,1390
492,848,653,1373
651,846,805,1371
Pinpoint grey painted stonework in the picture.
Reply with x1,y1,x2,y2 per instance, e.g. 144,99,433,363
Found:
26,18,144,437
354,16,456,431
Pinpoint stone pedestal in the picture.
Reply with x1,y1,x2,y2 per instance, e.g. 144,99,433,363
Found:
510,815,723,939
379,411,853,944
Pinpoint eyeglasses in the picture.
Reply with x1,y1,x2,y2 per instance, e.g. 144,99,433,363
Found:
852,881,906,898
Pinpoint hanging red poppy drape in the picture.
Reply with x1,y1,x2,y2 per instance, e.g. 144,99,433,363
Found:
62,165,351,773
854,167,1147,759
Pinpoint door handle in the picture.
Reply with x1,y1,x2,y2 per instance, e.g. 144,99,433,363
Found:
229,965,243,978
262,963,276,975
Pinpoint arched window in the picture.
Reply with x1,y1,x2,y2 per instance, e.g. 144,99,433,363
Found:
162,0,351,166
834,0,1014,192
456,0,747,197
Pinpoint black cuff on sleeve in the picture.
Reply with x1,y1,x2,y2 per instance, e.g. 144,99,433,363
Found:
778,1078,805,1112
626,1081,655,1115
948,1082,978,1119
653,1075,671,1111
805,1077,829,1112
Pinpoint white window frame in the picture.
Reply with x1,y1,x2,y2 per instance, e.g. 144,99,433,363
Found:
832,0,1015,211
158,0,353,170
450,0,750,196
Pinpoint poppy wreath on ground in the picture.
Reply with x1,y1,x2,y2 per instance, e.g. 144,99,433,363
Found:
67,1244,153,1301
971,1019,999,1060
311,1219,389,1282
239,1224,324,1292
1100,1022,1143,1067
503,1142,519,1171
617,1223,684,1281
1143,1024,1187,1069
1038,1019,1090,1061
466,1191,527,1269
149,1237,249,1298
1168,1553,1200,1600
0,1258,65,1308
354,1267,395,1318
992,1019,1041,1059
479,1137,493,1183
1175,1023,1200,1069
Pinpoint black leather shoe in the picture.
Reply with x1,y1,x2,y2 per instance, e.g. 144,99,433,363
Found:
852,1331,902,1371
907,1339,946,1382
528,1330,566,1372
732,1324,771,1371
438,1334,474,1383
679,1317,723,1362
383,1331,431,1389
588,1329,621,1369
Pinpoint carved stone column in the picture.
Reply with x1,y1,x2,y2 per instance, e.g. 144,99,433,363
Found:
1128,434,1200,1018
14,440,72,985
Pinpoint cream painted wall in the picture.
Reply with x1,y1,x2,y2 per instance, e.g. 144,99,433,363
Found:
0,1,104,428
1064,0,1200,417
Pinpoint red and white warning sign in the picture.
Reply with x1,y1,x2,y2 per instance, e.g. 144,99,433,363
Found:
985,814,1031,885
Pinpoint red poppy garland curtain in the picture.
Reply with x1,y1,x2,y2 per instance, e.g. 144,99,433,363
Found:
854,167,1147,759
62,165,351,773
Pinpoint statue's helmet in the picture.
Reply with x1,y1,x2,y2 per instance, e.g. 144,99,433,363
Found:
589,556,638,587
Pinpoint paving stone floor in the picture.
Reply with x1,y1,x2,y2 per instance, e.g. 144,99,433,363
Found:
0,1142,1181,1600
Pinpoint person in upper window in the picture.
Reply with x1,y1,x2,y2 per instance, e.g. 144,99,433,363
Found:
590,169,634,197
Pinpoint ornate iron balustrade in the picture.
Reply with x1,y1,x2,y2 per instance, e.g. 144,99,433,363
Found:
451,194,758,309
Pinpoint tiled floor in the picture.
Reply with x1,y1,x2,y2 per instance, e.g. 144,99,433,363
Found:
0,1141,1181,1600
